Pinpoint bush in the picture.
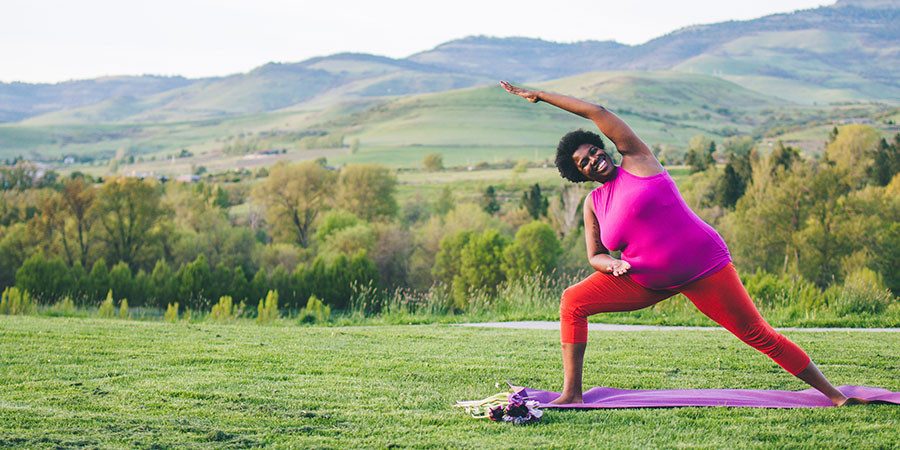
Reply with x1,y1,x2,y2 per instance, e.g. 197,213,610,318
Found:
742,269,824,312
826,268,896,316
257,290,280,324
97,290,116,318
119,298,130,319
164,302,180,322
298,295,331,324
46,296,77,317
0,286,36,315
209,295,244,322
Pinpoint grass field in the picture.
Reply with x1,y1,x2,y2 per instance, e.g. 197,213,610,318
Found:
1,316,897,448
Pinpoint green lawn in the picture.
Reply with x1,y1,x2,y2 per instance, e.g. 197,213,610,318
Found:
0,316,897,448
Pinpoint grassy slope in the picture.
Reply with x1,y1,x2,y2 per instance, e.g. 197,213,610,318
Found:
0,316,896,448
674,29,900,104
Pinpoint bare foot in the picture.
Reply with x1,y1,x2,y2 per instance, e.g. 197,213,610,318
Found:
550,394,584,405
834,397,869,407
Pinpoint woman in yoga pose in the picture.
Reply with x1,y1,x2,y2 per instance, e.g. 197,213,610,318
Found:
500,81,863,406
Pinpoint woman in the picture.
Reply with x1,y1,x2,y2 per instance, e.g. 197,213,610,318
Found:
500,81,863,406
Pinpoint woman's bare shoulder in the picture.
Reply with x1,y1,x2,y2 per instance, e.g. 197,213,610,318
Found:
620,153,665,177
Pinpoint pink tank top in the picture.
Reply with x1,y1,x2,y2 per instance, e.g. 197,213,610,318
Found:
591,166,731,290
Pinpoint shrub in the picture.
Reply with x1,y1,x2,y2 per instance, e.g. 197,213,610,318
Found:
47,296,77,317
119,298,130,319
164,302,180,322
209,295,244,322
0,286,36,315
298,295,331,324
257,290,280,324
826,268,896,316
742,269,824,311
97,290,116,318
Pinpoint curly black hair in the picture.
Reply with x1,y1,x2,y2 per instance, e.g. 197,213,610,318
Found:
555,129,605,183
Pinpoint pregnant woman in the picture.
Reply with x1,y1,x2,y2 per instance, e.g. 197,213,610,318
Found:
500,81,863,406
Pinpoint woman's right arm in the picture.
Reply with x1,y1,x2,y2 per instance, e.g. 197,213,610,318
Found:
500,81,651,157
583,195,631,276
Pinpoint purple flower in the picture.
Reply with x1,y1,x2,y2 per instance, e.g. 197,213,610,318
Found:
488,405,505,421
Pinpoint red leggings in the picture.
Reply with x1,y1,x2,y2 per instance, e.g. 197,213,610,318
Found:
559,262,811,375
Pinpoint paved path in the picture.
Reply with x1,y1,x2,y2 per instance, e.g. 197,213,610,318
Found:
457,321,899,332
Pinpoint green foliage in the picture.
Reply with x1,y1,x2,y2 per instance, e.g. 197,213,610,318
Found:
685,135,716,173
521,184,548,219
769,141,800,174
502,221,563,281
315,210,361,242
97,290,116,318
298,295,331,324
15,254,74,304
209,295,244,322
177,254,211,310
481,185,500,215
256,290,280,324
825,268,896,317
423,153,443,171
118,298,129,319
0,286,36,315
456,229,509,307
251,161,336,247
868,134,900,186
164,302,179,322
93,176,168,268
824,124,881,187
336,164,398,221
432,186,454,216
47,296,77,317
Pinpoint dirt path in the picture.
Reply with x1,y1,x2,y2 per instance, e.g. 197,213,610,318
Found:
457,321,899,332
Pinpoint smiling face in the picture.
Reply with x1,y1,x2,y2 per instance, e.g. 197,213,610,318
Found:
572,143,617,182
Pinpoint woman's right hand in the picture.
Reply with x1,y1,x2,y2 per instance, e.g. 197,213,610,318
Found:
500,81,540,103
608,259,631,276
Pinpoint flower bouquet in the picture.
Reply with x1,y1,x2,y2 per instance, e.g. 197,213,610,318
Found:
455,384,543,425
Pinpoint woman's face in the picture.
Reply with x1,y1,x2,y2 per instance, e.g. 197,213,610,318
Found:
572,143,616,182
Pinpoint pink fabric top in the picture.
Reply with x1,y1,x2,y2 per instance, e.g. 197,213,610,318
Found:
591,166,731,290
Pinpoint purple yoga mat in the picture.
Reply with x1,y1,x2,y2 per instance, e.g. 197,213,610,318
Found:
517,385,900,408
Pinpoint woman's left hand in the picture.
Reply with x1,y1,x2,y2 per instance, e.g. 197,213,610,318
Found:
500,81,539,103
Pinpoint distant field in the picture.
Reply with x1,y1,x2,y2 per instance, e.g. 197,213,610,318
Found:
0,316,896,448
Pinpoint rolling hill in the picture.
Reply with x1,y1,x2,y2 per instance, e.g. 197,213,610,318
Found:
2,0,897,128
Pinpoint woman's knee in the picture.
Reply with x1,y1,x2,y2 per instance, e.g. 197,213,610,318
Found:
559,286,586,322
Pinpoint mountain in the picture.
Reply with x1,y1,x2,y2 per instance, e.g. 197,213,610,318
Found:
410,3,899,102
0,75,193,122
1,0,896,127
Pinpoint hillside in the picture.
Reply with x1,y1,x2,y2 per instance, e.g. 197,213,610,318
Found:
1,0,896,128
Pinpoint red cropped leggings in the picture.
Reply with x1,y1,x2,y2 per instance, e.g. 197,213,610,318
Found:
559,262,811,375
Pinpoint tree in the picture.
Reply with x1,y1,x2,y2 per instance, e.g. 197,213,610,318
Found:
868,135,900,186
93,177,167,269
336,164,398,221
685,135,716,173
716,164,745,209
61,177,97,268
548,185,586,238
502,221,563,280
251,161,335,247
769,141,800,174
824,124,880,187
15,254,74,304
423,153,444,171
457,229,509,302
433,186,454,216
481,185,500,215
521,184,548,219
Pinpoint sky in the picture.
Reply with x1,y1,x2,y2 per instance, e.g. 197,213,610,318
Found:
0,0,835,84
